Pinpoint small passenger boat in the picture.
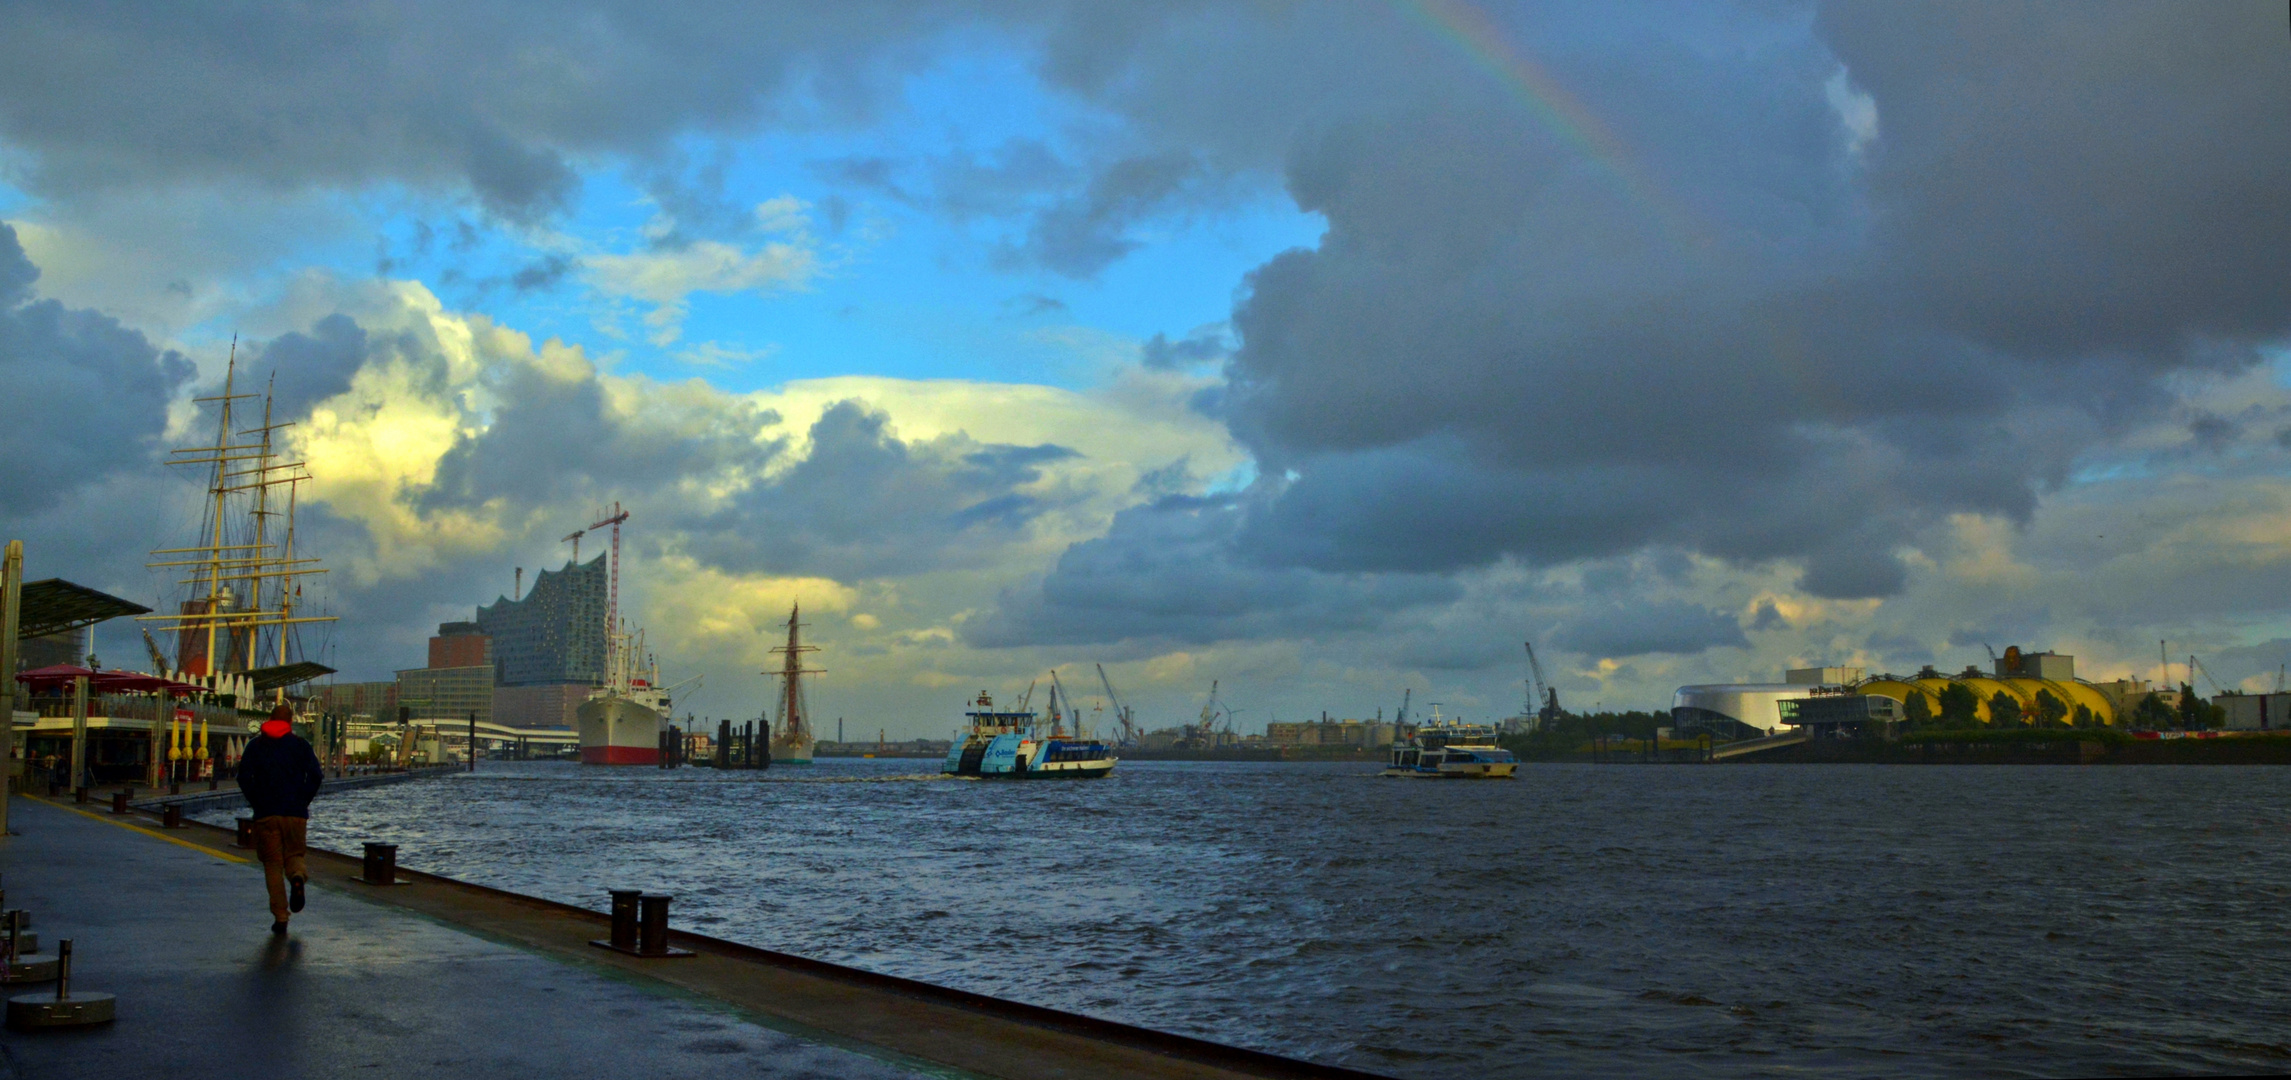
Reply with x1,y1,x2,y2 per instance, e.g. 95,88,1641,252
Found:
943,687,1116,779
1381,709,1518,778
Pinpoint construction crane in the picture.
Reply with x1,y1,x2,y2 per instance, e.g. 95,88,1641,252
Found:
562,528,584,564
1095,663,1139,747
142,627,171,673
1395,687,1411,728
1524,642,1561,726
586,503,631,671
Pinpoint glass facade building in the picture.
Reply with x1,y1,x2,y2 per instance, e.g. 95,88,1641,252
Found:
476,555,606,688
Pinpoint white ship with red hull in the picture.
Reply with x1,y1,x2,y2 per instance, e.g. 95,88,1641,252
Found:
578,691,664,765
578,621,671,766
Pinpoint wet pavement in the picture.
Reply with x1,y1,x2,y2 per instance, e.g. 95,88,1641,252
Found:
0,796,951,1079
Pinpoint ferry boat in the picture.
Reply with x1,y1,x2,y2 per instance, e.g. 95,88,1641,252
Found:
578,627,668,765
943,684,1116,779
1381,708,1518,779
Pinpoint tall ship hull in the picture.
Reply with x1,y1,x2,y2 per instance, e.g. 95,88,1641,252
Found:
769,727,814,765
577,693,664,766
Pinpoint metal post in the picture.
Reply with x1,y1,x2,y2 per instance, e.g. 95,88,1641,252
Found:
146,694,162,790
69,676,87,792
468,711,476,772
0,540,18,836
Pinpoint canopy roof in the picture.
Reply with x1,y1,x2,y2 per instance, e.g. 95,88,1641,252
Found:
17,579,151,640
13,665,204,694
245,661,336,693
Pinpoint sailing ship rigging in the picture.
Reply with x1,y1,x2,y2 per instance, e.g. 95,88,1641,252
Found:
767,603,818,764
138,344,337,705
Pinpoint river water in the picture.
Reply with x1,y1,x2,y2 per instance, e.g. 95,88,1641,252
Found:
240,760,2291,1077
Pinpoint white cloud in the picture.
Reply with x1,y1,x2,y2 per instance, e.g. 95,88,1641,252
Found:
584,197,823,345
1824,68,1880,158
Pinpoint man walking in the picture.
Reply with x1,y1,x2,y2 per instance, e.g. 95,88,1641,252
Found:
238,704,324,934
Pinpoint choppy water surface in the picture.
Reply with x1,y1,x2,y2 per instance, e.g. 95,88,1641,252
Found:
260,761,2291,1077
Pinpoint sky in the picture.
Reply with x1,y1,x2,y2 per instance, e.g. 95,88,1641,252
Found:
3,1,2288,737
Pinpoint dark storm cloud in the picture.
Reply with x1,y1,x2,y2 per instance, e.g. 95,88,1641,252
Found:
0,223,194,512
964,490,1461,649
421,360,782,512
0,2,980,217
248,314,371,420
1816,1,2291,360
684,401,1082,581
978,1,2291,648
1551,600,1748,658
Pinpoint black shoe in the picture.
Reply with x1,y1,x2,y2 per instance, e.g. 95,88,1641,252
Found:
289,877,306,913
270,920,288,935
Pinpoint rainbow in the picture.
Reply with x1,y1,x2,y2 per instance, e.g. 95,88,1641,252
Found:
1393,0,1708,250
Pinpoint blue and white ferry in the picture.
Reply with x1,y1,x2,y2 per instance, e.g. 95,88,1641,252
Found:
1382,708,1518,779
942,689,1117,779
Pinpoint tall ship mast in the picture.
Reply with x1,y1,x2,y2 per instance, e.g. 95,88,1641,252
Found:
767,603,817,765
139,343,338,714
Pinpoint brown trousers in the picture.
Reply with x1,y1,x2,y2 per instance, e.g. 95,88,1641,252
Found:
249,815,309,922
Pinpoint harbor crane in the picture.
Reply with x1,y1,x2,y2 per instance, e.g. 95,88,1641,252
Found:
1048,668,1077,736
1524,641,1561,727
2189,654,2227,697
1395,687,1411,728
1096,663,1139,747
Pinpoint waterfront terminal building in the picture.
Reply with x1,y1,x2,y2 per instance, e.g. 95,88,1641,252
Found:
1674,650,2159,738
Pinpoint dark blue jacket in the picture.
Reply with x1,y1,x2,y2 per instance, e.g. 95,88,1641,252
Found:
238,732,324,819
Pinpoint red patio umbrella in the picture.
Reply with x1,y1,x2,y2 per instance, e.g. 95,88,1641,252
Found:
13,664,94,690
90,671,177,694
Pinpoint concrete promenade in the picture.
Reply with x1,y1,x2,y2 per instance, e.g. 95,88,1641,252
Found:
0,796,950,1079
0,795,1384,1080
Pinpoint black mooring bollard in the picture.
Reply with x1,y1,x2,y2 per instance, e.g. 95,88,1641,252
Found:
161,803,184,829
235,818,254,849
359,843,400,885
169,781,181,796
637,894,672,956
108,791,129,815
609,889,641,951
592,890,691,957
72,788,87,805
